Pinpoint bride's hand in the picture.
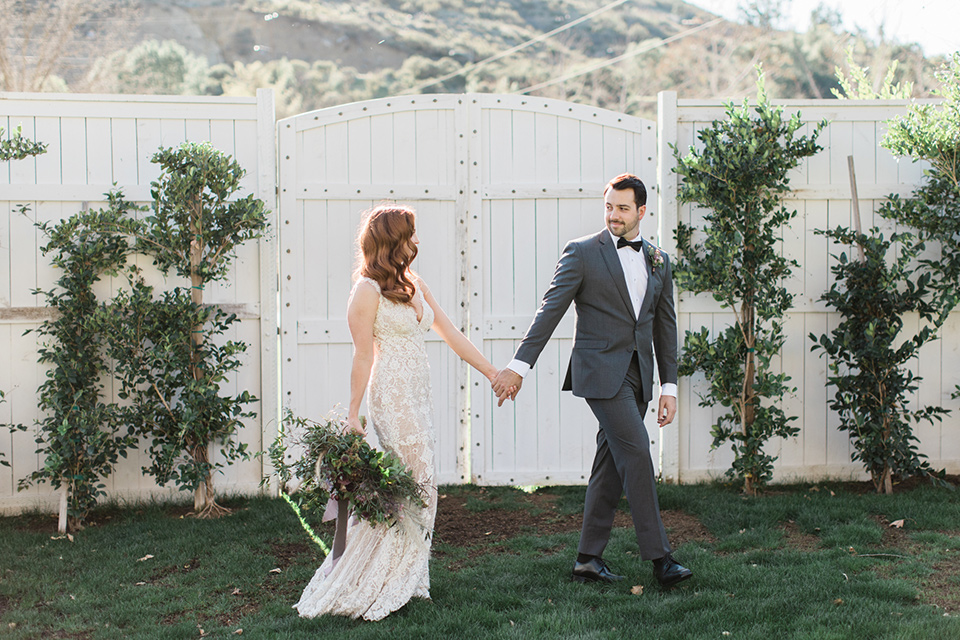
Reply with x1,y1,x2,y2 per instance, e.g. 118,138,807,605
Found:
346,416,365,436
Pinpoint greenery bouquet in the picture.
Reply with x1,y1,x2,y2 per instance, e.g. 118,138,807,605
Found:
268,410,426,533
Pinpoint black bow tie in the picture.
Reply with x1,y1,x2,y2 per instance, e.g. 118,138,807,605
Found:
616,237,643,252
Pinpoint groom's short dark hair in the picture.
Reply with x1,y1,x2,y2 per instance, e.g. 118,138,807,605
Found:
604,173,647,208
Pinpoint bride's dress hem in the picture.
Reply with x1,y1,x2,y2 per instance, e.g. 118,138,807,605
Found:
294,277,437,622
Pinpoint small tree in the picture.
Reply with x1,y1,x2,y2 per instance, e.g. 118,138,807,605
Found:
673,70,826,495
879,53,960,400
90,39,213,95
105,282,256,515
126,141,269,517
833,47,913,100
880,53,960,299
23,195,142,531
812,227,950,493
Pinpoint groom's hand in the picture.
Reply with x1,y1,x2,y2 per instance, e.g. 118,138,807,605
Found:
657,395,677,426
493,369,522,407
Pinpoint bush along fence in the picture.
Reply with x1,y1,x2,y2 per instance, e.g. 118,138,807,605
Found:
807,53,960,494
672,70,826,496
4,141,269,531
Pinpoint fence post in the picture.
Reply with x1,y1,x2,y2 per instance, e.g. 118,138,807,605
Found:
256,88,280,491
466,94,487,484
657,91,681,484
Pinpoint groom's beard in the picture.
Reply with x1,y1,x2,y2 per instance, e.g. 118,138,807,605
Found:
606,220,639,238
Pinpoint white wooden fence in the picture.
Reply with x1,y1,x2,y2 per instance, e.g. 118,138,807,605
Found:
2,90,957,513
659,95,960,482
0,91,278,513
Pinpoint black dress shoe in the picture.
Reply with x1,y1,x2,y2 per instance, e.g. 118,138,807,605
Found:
652,554,692,588
572,557,624,583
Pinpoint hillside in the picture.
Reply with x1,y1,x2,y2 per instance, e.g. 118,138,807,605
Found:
3,0,944,118
133,0,716,71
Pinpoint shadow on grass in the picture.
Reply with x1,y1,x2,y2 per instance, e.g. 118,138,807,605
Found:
0,481,958,639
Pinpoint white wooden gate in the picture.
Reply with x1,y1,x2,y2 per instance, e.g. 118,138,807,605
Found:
278,94,659,486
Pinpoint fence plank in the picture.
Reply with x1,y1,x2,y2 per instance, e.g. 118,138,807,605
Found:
0,93,267,513
34,117,61,184
348,117,372,185
9,116,37,184
535,113,559,183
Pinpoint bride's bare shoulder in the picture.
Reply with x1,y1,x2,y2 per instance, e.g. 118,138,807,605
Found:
354,276,381,292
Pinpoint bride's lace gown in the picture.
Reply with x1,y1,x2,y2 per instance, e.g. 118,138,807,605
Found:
295,277,437,621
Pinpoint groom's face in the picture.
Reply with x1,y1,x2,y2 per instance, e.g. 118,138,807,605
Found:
604,188,645,240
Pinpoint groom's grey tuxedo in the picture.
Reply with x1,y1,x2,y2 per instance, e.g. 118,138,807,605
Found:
511,228,677,560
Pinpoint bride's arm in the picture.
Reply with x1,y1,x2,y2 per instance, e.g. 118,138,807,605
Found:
420,280,498,383
346,281,379,434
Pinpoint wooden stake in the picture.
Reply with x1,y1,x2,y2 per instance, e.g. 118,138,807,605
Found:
58,485,68,534
847,155,867,263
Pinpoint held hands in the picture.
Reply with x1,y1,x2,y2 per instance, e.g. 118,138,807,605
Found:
492,368,522,407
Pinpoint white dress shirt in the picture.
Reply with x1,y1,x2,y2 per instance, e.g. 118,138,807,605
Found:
507,229,677,397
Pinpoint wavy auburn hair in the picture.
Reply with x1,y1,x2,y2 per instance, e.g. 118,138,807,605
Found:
356,204,419,304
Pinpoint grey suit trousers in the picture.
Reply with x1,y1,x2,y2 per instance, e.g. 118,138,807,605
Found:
578,353,671,561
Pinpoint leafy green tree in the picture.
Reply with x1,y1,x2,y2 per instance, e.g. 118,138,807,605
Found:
122,141,269,517
105,282,256,516
673,71,826,495
879,53,960,400
811,227,950,493
22,194,143,531
833,47,913,99
91,40,214,96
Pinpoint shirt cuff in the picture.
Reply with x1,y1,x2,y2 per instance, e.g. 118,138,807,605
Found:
506,359,531,378
660,382,677,397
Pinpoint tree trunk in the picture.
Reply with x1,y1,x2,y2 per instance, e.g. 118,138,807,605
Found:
186,195,227,518
878,465,893,494
741,296,758,496
190,441,229,518
58,484,68,534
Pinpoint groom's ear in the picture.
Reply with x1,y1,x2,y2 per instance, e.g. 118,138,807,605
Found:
638,205,647,220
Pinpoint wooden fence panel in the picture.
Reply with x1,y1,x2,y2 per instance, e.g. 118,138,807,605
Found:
0,92,277,513
661,98,959,483
5,91,958,513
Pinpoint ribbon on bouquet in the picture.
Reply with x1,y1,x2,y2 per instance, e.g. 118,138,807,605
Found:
322,498,350,564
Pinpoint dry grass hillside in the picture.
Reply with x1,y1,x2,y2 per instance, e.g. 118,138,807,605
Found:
2,0,945,117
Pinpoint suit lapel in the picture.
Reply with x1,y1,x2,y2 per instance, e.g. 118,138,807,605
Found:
639,238,657,319
597,231,636,318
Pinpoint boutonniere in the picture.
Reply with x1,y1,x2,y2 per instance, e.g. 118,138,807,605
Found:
648,245,664,272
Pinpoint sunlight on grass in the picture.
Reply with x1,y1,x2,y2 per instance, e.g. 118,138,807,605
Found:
1,483,958,639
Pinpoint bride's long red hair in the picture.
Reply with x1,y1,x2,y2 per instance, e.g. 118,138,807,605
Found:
356,204,419,304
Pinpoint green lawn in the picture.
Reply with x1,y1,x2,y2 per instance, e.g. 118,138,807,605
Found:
1,481,959,639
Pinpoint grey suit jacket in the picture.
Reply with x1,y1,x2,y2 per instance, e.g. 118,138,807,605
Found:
514,230,678,402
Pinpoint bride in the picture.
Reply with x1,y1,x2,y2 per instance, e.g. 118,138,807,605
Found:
295,204,506,621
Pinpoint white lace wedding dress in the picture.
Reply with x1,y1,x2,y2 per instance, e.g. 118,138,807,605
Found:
295,277,437,621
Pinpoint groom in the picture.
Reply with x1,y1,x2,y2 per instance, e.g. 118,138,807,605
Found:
493,173,691,589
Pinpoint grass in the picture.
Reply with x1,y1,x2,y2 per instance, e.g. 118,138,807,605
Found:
1,481,959,639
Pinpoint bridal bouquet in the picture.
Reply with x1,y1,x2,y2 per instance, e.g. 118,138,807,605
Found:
268,410,426,528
